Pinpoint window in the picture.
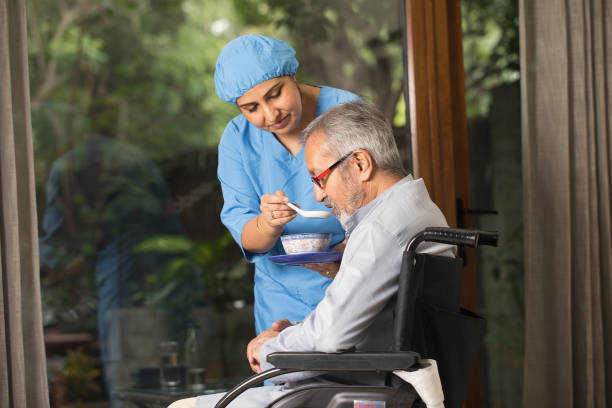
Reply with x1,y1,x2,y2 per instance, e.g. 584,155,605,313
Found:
29,0,408,406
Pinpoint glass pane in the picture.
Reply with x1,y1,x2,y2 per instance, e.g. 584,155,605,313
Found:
461,1,523,407
28,1,407,406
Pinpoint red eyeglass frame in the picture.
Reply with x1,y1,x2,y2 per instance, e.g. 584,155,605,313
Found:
311,151,353,188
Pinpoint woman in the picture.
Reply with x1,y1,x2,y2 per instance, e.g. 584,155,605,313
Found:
215,34,361,334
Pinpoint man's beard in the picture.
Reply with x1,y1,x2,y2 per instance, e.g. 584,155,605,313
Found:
324,198,352,229
324,173,366,230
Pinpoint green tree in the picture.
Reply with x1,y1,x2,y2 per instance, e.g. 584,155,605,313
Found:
462,0,519,117
232,0,406,122
27,0,240,173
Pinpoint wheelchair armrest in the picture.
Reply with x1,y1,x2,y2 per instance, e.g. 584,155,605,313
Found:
216,352,421,407
267,351,420,371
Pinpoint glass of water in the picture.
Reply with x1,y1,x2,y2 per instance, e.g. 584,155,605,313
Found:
187,367,206,391
159,341,182,388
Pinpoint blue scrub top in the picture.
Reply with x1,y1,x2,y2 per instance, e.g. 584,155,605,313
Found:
217,85,361,334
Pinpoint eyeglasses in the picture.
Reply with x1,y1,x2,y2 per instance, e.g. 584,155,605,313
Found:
311,151,353,188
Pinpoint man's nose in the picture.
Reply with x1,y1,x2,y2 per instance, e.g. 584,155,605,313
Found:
313,183,326,202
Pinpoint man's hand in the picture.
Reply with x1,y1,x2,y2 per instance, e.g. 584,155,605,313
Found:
246,319,293,373
270,318,293,332
300,240,345,278
300,261,340,278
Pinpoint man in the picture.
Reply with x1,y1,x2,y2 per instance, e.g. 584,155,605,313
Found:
170,101,453,408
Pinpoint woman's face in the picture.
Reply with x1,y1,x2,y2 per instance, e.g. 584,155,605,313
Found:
236,76,303,137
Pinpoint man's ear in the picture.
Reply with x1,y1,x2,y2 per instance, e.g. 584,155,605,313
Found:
352,149,374,181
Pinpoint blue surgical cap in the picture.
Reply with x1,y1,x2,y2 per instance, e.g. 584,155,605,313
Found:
214,34,299,104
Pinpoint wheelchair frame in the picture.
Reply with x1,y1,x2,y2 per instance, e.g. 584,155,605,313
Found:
215,227,498,408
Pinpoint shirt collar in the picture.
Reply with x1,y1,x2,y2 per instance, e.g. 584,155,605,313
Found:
343,174,414,236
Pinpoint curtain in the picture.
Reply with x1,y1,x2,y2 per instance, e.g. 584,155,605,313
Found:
520,0,612,407
0,0,50,407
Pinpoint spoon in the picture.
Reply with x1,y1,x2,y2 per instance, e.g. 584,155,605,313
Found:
286,202,332,219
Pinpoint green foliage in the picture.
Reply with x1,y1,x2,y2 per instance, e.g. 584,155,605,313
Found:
40,257,98,333
232,0,406,120
462,0,520,117
27,0,240,169
28,0,408,207
57,348,102,403
135,231,251,333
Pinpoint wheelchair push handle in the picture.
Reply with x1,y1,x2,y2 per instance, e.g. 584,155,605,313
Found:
409,227,498,252
475,230,499,247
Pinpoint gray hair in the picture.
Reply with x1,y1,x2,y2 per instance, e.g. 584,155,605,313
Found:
300,101,405,176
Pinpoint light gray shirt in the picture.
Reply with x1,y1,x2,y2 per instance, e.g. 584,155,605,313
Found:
259,175,454,381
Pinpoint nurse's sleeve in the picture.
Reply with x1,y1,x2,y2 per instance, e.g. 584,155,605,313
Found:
217,124,265,263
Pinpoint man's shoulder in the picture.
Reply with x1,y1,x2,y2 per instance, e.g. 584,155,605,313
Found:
365,178,449,248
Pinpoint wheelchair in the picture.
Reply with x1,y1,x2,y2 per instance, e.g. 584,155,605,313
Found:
215,227,498,408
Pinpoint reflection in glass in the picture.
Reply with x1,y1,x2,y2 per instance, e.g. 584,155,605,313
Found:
28,0,407,406
461,1,523,407
159,341,182,389
39,130,183,399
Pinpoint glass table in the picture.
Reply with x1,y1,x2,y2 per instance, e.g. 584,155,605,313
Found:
112,380,238,408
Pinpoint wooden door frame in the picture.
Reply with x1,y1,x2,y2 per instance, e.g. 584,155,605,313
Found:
403,1,480,407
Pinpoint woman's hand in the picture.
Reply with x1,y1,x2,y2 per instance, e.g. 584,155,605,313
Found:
242,190,296,253
259,190,297,231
